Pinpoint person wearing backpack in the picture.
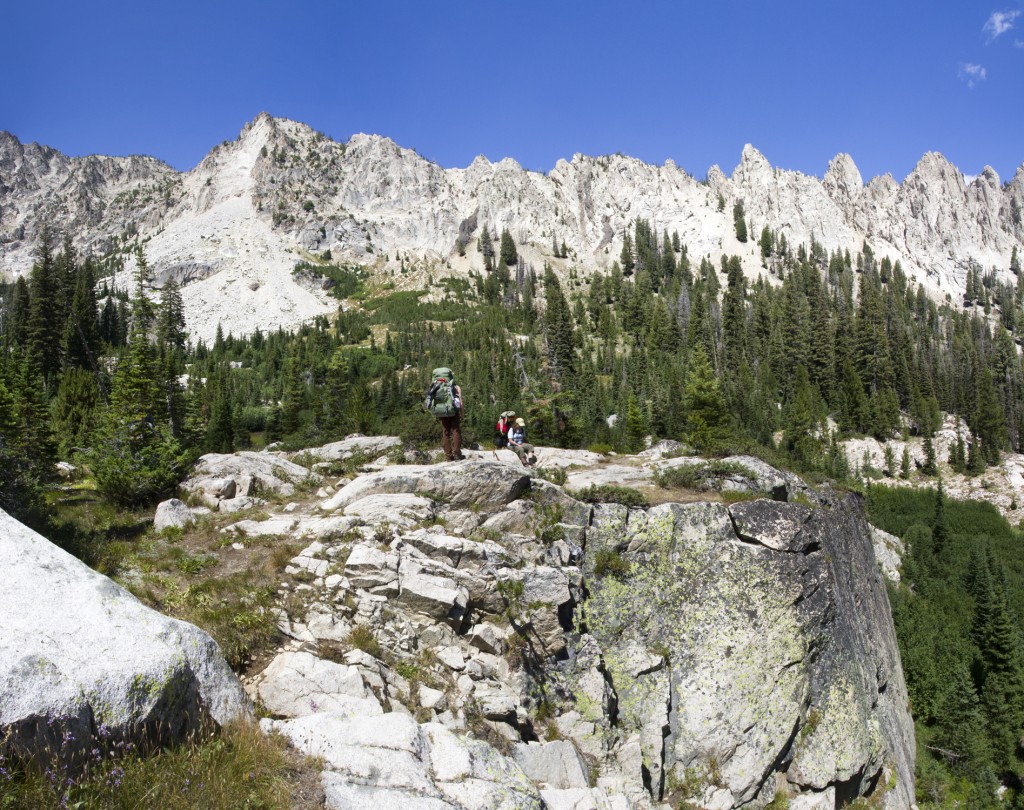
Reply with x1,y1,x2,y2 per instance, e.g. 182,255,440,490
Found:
495,411,515,449
425,367,464,461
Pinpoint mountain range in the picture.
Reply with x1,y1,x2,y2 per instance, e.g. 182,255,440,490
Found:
2,112,1023,341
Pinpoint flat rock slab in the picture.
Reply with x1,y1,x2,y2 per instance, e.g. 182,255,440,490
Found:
251,651,380,719
301,435,403,462
263,712,543,810
513,740,591,789
0,508,251,765
321,460,530,513
728,500,815,552
224,514,357,539
565,464,654,492
343,493,435,529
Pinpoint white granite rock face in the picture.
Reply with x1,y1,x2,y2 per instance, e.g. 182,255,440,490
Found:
3,117,1021,341
0,508,251,765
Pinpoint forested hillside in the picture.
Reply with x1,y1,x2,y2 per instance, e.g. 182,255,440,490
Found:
2,223,1024,804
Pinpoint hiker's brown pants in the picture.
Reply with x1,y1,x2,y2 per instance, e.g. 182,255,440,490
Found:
439,415,462,461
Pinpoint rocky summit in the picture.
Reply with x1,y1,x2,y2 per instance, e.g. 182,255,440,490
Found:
2,439,916,809
1,114,1022,340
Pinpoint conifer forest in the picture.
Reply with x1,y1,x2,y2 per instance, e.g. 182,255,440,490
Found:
2,220,1024,806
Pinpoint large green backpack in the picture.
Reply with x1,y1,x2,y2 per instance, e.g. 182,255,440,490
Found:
425,367,460,417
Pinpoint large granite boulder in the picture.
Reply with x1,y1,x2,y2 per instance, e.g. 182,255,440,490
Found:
0,508,251,766
300,434,403,463
581,494,915,809
320,460,530,512
182,450,318,507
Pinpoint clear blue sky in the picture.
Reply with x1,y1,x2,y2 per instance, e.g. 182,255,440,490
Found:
6,1,1023,183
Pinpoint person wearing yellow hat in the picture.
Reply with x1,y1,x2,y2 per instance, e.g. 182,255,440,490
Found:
507,417,536,466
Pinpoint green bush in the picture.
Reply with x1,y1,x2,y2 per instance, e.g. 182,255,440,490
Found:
593,548,630,579
654,463,707,490
575,484,649,508
91,423,189,507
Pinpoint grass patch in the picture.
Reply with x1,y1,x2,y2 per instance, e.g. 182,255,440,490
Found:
0,721,321,810
345,625,381,659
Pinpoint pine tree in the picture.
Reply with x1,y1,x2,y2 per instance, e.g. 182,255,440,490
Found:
499,228,518,267
205,365,235,453
684,346,730,453
620,232,635,275
733,201,748,243
624,392,647,453
26,228,64,386
0,365,45,520
782,365,823,469
932,479,948,556
922,436,937,476
62,258,101,371
934,663,993,778
543,267,576,384
900,446,912,479
91,284,186,506
51,367,100,457
479,228,495,272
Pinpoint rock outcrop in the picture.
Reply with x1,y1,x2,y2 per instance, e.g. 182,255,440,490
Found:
220,448,915,809
0,508,251,767
2,115,1021,340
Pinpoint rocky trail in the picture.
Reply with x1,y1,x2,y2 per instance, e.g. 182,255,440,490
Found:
4,437,917,809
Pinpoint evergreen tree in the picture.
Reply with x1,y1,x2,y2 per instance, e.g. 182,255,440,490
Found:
620,232,635,275
684,346,730,452
26,228,64,386
62,258,101,371
900,446,912,479
51,367,100,457
932,479,948,556
733,201,748,243
499,228,518,267
91,293,186,506
543,267,576,384
922,436,937,476
205,365,235,453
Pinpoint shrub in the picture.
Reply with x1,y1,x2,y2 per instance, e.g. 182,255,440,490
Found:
654,463,707,490
575,484,649,508
593,548,630,579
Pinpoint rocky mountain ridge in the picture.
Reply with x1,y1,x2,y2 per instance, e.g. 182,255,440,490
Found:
2,113,1023,340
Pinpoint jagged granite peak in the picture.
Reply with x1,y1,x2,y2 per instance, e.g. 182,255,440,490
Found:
2,114,1023,340
823,153,864,199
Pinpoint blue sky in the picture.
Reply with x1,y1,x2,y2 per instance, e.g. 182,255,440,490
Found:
6,1,1023,183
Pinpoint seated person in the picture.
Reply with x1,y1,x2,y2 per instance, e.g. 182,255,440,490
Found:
507,418,537,466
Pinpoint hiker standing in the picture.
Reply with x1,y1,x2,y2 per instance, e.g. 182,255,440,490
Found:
507,417,536,466
425,367,464,461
